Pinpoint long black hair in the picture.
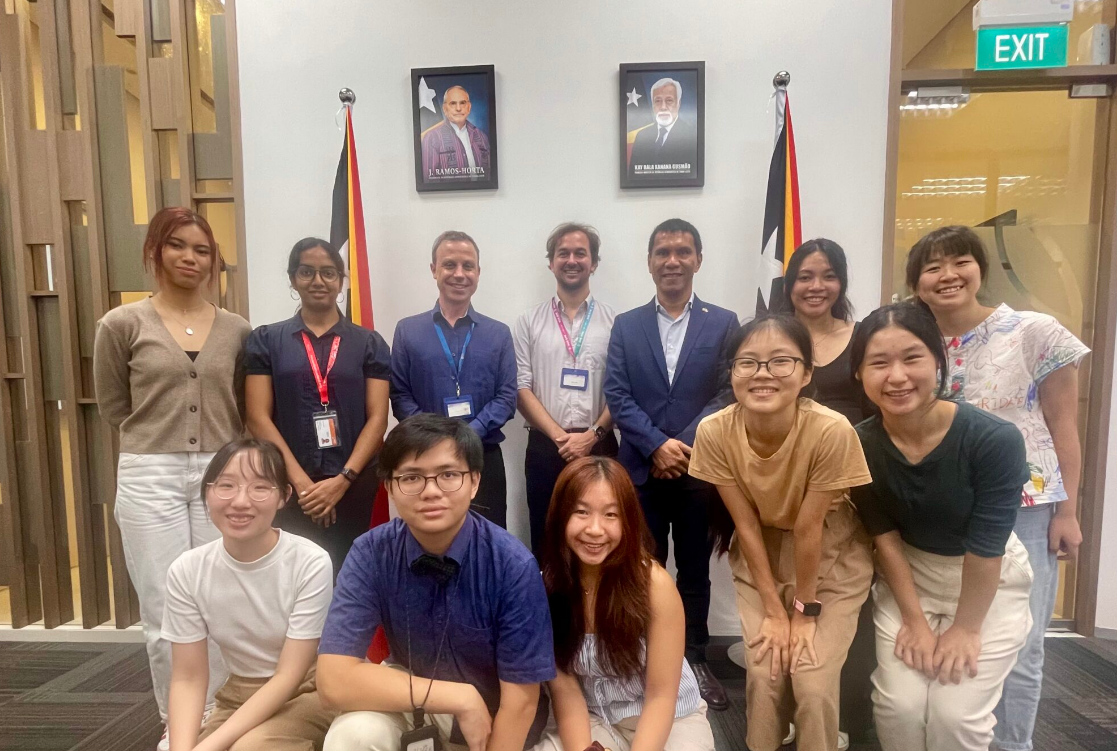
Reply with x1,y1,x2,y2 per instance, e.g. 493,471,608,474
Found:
850,302,949,399
710,315,813,556
780,238,853,321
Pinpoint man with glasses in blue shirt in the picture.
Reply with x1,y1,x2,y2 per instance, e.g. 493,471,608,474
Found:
317,414,554,751
390,231,517,528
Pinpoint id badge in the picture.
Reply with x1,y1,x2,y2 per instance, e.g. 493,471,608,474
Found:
401,721,441,751
313,410,341,449
560,368,589,391
443,395,474,419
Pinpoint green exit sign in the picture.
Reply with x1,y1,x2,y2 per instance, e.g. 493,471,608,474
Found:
976,25,1068,70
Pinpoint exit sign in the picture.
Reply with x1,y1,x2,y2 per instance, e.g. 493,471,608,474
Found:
976,24,1068,70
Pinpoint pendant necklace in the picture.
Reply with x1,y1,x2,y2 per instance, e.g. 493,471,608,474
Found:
156,298,208,336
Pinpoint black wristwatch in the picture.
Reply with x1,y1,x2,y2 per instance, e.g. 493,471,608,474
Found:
339,467,358,484
592,424,608,442
794,598,822,617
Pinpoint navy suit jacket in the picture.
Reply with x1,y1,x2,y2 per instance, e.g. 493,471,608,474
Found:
604,295,738,485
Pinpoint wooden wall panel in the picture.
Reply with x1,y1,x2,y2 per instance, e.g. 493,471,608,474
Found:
0,0,249,631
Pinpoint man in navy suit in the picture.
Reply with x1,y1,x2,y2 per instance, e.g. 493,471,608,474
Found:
604,218,736,710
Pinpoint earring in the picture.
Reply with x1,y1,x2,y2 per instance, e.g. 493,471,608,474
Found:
289,288,299,300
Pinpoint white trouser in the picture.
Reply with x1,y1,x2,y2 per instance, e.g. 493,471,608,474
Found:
325,709,466,751
114,451,228,720
531,703,714,751
872,534,1033,751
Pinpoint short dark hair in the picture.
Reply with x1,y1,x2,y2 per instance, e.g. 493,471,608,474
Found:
286,237,346,281
850,302,948,398
545,222,601,264
905,225,989,292
378,414,484,480
200,439,289,504
646,218,702,257
431,230,480,264
780,238,854,322
723,314,814,373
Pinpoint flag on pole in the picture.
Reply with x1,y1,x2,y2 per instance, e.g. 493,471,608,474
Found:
331,102,375,330
756,79,802,315
331,93,390,663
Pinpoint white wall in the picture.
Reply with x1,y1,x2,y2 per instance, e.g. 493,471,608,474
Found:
236,0,894,635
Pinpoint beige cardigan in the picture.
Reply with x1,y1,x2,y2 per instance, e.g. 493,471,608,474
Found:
93,298,251,454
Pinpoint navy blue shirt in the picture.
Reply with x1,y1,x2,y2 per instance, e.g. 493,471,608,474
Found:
390,303,517,444
244,311,390,478
319,512,555,746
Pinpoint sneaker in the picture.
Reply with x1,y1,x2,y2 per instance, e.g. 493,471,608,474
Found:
779,724,848,749
156,726,170,751
782,724,796,745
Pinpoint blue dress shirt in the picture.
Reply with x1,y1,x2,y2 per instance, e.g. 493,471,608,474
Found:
390,303,517,444
319,512,555,746
244,311,391,477
655,293,695,385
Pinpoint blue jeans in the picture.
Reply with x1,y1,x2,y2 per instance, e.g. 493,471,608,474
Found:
993,504,1058,751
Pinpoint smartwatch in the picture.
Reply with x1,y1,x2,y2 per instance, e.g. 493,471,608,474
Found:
339,467,358,484
592,424,608,441
794,598,822,617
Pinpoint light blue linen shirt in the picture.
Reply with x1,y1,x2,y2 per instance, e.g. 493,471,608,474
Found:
655,292,695,385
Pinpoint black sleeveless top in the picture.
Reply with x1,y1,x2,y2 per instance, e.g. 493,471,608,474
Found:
801,322,870,425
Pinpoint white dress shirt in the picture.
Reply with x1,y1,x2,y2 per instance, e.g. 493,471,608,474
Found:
513,294,616,430
656,292,694,385
450,122,477,170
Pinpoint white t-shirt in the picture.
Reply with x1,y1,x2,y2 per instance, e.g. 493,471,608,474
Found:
162,530,333,678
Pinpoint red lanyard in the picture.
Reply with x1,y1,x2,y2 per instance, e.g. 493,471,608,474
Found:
301,332,341,407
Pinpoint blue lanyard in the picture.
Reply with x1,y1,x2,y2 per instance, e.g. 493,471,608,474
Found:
434,323,475,397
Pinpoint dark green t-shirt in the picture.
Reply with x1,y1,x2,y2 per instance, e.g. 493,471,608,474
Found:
852,402,1027,558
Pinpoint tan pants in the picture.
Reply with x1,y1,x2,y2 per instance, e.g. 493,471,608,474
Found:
872,535,1033,751
324,709,467,751
731,503,873,751
531,703,714,751
199,669,335,751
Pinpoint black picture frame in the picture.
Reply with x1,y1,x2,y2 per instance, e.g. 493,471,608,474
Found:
619,61,705,189
411,65,499,192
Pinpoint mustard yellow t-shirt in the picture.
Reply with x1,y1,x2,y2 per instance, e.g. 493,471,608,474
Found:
689,398,872,530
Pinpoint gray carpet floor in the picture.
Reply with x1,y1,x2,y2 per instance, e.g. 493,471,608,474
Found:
1,636,1116,750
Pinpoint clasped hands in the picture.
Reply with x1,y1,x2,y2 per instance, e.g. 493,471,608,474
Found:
894,618,981,685
748,610,819,681
554,429,599,462
650,438,691,479
295,474,348,528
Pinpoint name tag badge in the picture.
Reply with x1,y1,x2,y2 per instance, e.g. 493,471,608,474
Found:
400,722,441,751
560,367,589,391
443,395,475,419
313,410,341,449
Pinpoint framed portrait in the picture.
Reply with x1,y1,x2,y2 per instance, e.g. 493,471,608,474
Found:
411,65,499,192
619,61,705,189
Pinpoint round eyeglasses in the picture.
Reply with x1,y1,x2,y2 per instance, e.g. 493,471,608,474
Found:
731,356,804,379
295,265,340,283
207,479,278,502
392,470,467,496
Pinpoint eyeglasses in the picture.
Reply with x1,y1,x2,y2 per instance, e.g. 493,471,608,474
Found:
392,471,467,496
295,265,341,283
207,479,279,502
731,356,804,379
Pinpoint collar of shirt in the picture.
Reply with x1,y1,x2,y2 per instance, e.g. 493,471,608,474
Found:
432,301,477,329
655,291,695,322
291,308,348,339
553,293,594,319
450,121,469,135
403,512,475,570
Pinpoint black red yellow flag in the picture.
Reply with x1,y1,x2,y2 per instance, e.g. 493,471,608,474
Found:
756,84,802,314
330,104,375,329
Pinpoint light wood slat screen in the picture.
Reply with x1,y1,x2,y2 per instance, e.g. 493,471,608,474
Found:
0,0,249,629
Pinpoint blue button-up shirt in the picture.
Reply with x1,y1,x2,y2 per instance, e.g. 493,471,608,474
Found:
319,512,555,746
244,311,391,477
390,303,517,444
655,293,694,385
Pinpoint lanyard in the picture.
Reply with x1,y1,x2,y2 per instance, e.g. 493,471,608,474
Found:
434,322,475,397
551,298,595,363
301,332,341,407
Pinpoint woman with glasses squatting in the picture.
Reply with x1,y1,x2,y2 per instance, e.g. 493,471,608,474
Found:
687,315,874,751
245,237,391,575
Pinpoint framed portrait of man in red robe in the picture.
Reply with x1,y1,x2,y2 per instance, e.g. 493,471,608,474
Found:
411,65,499,192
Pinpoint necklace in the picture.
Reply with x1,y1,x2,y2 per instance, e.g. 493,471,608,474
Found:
154,298,209,336
810,319,841,361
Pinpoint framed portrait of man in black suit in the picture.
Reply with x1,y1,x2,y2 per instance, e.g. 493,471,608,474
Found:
619,61,704,189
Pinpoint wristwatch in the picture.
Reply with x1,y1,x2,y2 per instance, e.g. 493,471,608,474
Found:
591,424,608,442
794,598,822,617
339,467,358,483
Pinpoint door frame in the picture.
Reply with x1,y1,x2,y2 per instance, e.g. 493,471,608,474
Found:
883,0,1117,636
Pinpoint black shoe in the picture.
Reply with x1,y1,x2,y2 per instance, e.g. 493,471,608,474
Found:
691,662,728,711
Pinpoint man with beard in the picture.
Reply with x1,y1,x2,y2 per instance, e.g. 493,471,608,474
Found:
629,78,697,175
390,231,516,528
512,223,618,555
421,85,491,182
